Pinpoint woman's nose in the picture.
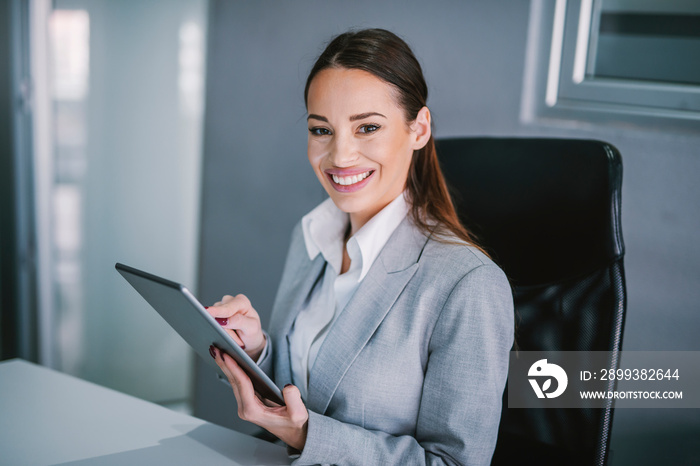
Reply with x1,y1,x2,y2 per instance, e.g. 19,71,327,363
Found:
329,134,358,166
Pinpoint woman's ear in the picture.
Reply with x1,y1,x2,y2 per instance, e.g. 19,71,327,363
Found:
410,106,432,150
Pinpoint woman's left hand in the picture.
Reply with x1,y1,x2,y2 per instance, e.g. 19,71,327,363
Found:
211,347,308,450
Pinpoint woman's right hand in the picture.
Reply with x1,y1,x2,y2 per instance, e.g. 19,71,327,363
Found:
207,294,266,361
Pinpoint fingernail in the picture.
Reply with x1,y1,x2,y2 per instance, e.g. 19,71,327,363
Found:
240,343,246,350
205,306,210,309
209,345,215,358
215,317,228,326
284,384,292,388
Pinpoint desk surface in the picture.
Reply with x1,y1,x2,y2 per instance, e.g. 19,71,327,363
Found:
0,359,291,465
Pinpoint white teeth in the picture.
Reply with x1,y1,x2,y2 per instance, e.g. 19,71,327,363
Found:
331,171,371,186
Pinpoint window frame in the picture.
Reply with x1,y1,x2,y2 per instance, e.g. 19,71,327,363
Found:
523,0,700,133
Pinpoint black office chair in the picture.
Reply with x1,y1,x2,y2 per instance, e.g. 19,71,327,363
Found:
436,137,626,466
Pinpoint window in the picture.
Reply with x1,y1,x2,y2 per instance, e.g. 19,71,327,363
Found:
30,0,208,409
524,0,700,132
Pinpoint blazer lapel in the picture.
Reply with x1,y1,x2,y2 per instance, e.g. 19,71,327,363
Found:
306,218,429,414
269,251,326,386
273,254,326,337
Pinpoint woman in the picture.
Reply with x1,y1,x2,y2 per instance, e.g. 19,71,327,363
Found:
208,28,513,465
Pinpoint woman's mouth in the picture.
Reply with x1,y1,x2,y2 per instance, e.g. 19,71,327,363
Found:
326,169,375,193
331,170,372,185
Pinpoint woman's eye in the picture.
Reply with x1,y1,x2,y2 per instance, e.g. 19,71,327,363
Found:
358,124,380,134
309,127,331,136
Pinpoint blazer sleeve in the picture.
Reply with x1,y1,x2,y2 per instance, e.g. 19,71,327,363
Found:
292,263,514,466
255,330,273,376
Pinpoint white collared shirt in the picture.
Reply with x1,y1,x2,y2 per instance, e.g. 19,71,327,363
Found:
288,192,409,400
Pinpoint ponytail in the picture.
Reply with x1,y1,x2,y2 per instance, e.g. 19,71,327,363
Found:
407,135,488,255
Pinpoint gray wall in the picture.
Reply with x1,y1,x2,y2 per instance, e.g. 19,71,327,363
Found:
195,1,700,463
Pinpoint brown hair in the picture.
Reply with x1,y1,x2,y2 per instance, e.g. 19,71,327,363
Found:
305,28,486,254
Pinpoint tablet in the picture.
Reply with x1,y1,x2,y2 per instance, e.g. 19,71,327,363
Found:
115,262,284,405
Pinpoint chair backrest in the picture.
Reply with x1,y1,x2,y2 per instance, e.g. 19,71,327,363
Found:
436,137,627,466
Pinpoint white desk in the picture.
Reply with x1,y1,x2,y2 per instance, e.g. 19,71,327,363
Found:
0,359,291,465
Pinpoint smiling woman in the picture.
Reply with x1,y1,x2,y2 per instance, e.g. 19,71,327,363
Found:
306,67,430,235
206,28,514,465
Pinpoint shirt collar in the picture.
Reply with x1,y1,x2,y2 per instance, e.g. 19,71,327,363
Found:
301,192,409,281
301,197,347,274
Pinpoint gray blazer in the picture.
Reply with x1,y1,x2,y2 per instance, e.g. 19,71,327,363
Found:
259,217,514,466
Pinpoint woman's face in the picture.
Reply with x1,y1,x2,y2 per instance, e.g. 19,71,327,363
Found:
306,67,430,231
